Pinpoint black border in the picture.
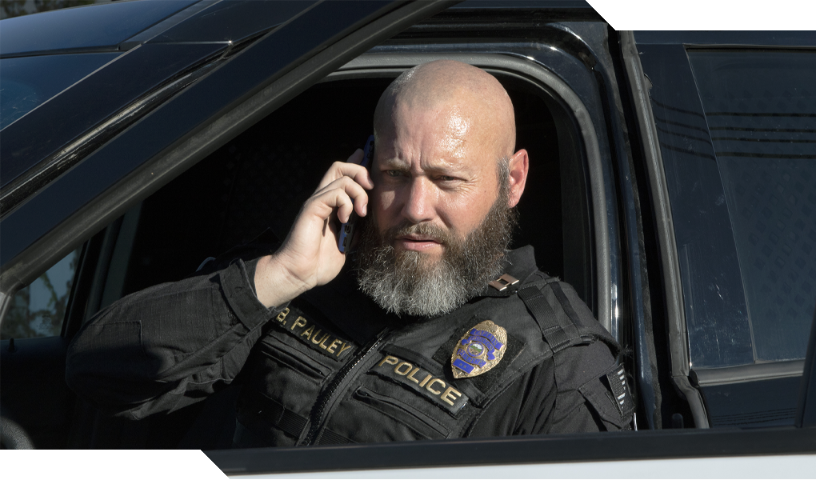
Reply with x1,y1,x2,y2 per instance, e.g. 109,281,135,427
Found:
206,426,816,475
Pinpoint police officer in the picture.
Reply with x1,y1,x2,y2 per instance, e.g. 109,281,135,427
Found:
67,60,634,447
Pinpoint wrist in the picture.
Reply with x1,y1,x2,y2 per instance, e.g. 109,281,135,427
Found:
254,253,312,308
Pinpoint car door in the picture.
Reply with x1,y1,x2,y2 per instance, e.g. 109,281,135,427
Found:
1,0,217,448
628,30,816,430
207,311,816,475
202,24,816,480
0,0,457,449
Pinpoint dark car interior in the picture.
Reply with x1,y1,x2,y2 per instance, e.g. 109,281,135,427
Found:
121,75,591,304
8,73,595,449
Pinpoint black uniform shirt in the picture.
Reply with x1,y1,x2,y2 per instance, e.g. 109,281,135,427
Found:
66,246,633,447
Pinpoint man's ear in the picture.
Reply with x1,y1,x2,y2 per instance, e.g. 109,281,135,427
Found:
507,148,529,208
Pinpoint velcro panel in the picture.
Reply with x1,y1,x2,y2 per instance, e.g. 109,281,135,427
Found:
605,365,635,419
237,389,309,440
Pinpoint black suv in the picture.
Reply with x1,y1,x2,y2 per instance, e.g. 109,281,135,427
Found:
1,0,815,475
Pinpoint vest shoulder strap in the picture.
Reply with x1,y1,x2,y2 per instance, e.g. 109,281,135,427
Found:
517,273,618,355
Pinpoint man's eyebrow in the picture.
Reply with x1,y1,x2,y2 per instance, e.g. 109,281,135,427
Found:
379,157,410,169
379,156,466,174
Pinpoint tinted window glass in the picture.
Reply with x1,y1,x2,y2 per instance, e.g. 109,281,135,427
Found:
0,0,195,56
688,50,816,363
0,53,119,130
641,43,754,369
0,247,80,339
0,0,93,19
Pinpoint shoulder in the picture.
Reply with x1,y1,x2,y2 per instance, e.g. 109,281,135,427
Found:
476,270,620,384
483,269,618,355
512,275,633,431
494,272,633,431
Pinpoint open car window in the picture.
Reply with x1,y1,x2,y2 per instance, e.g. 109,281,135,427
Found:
71,51,611,451
121,62,599,318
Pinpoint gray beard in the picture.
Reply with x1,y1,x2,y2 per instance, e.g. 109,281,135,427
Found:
355,189,517,318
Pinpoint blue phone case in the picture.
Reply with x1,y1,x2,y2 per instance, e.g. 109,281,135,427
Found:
337,135,374,253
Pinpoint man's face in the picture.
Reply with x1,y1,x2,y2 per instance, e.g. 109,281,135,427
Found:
354,98,518,317
370,100,503,260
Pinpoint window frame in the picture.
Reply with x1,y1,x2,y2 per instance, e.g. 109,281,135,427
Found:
620,32,708,427
206,424,816,475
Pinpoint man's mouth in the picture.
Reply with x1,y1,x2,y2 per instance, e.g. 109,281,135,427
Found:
394,234,443,252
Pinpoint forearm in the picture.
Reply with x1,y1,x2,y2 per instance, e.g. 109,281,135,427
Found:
66,258,284,419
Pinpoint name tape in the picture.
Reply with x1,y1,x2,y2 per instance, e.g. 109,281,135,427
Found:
274,308,355,360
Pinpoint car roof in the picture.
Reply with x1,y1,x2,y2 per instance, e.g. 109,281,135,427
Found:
0,0,592,219
0,0,198,58
7,0,608,204
0,0,592,58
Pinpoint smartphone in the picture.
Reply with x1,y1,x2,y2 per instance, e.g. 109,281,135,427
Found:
337,134,374,253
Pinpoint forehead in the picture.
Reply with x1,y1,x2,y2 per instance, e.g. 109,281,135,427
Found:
394,102,468,141
382,100,497,167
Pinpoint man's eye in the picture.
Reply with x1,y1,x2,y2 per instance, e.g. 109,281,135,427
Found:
438,175,456,182
386,170,404,177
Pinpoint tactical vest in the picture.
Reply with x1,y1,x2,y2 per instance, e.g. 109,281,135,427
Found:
232,271,631,447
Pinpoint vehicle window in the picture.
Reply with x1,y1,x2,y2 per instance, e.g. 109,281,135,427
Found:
0,247,81,339
120,77,577,302
653,50,816,369
0,0,108,19
0,53,119,130
683,50,816,366
87,73,600,449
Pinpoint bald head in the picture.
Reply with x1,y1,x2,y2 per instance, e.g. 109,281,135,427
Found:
373,60,516,161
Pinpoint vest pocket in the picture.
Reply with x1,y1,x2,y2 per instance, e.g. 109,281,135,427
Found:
577,364,635,431
353,387,449,440
258,335,331,381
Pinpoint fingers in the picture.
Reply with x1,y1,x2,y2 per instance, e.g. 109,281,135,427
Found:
323,185,354,224
307,176,368,223
315,151,374,192
313,175,368,213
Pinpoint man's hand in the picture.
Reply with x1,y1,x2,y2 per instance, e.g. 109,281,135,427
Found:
254,149,373,308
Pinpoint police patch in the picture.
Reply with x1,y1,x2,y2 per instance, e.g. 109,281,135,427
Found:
451,320,507,379
372,355,468,415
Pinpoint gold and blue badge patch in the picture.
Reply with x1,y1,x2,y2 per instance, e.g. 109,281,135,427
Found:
451,320,507,379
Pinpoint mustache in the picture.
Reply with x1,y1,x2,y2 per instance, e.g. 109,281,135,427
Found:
383,221,454,246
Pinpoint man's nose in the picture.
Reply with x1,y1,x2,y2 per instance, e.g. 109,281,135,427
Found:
400,178,435,224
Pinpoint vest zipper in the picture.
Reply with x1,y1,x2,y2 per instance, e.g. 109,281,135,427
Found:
302,327,390,445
